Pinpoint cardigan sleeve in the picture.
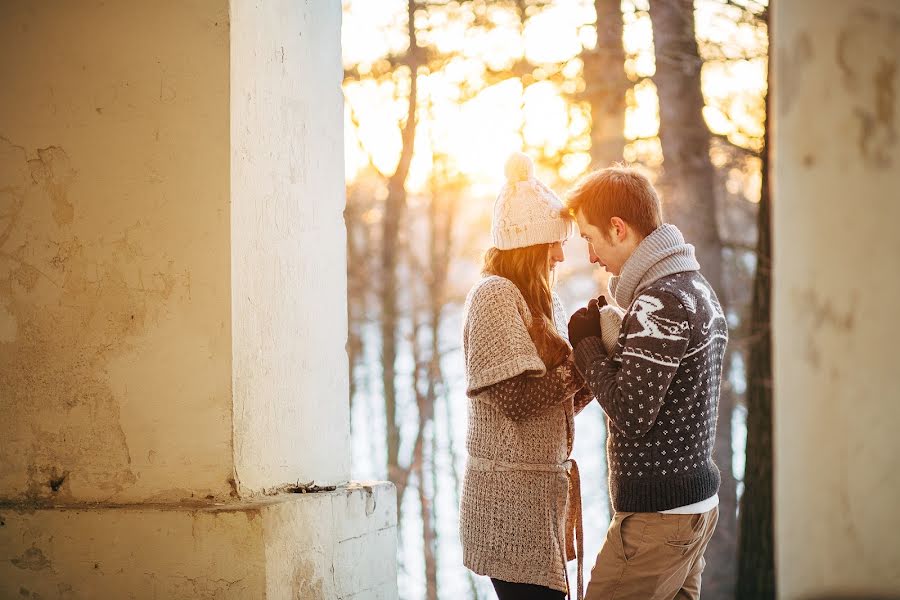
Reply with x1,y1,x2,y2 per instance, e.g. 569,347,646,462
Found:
478,360,582,421
572,367,594,415
464,277,547,396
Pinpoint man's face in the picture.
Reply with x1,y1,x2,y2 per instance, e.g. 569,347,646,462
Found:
575,210,632,276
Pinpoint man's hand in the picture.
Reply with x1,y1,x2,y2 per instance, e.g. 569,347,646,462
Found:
568,298,604,350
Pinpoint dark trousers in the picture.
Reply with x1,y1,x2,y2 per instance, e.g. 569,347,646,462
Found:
491,578,566,600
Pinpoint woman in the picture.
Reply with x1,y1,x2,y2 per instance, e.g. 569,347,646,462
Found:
460,153,592,600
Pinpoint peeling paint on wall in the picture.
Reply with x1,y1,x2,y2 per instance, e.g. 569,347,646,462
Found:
836,9,900,168
791,286,856,370
28,147,76,227
777,31,813,118
291,558,325,599
0,0,235,504
10,546,52,572
1,133,224,504
0,137,167,503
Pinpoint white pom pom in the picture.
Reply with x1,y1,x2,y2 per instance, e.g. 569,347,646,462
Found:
504,152,534,184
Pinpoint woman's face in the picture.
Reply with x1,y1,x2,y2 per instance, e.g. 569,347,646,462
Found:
548,241,566,272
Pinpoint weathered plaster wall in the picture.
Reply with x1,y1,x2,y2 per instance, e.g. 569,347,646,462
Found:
1,505,266,599
773,1,900,596
230,0,351,490
0,482,398,599
263,483,398,599
1,3,398,596
0,2,235,502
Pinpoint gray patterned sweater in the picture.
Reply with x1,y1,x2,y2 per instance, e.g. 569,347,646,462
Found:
573,224,729,512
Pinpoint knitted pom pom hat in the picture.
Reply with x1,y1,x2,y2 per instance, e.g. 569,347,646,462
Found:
491,152,572,250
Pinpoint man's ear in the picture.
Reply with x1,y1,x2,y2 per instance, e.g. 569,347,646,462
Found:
609,217,628,242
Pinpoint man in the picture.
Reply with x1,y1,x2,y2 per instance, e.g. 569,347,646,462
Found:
565,167,728,600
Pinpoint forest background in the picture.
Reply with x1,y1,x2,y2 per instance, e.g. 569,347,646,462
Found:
341,1,773,598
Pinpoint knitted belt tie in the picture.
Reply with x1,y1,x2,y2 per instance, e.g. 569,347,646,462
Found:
467,457,584,600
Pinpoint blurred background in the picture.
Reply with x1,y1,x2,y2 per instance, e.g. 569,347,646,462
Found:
341,1,769,598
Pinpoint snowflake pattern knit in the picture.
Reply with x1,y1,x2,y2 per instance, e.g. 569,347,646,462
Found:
574,224,729,512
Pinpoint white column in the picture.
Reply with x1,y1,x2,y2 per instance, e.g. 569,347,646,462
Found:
230,0,351,492
773,1,900,597
0,1,396,597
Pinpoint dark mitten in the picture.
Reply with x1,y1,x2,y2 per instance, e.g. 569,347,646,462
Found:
568,302,603,350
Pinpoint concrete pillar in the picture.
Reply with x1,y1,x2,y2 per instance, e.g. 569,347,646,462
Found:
773,1,900,597
0,2,397,598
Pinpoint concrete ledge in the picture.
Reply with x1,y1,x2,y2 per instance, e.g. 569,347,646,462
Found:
0,481,397,599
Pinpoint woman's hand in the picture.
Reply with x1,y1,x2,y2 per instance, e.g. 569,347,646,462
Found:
545,337,573,370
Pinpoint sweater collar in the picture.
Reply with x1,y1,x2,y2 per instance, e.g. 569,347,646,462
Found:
608,224,700,308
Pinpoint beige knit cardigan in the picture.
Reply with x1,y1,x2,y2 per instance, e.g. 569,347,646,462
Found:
460,275,581,597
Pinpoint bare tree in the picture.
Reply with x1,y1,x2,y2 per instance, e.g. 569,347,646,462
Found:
382,0,421,488
393,147,463,599
410,294,437,600
737,17,775,597
648,0,724,293
346,178,377,409
576,0,631,525
648,1,735,597
584,0,629,167
417,452,438,600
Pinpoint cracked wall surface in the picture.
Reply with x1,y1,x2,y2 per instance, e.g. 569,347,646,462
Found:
0,483,398,599
0,2,235,503
1,501,268,598
774,1,900,597
1,1,398,597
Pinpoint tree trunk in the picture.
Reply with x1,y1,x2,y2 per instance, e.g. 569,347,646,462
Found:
416,429,438,600
382,0,418,485
421,162,454,600
736,29,775,600
648,2,735,598
580,0,629,524
584,0,629,167
649,0,723,293
345,187,367,410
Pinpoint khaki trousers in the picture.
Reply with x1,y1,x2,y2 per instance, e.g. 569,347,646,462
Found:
584,507,718,600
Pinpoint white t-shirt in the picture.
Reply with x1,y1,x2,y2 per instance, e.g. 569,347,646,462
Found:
660,493,719,515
